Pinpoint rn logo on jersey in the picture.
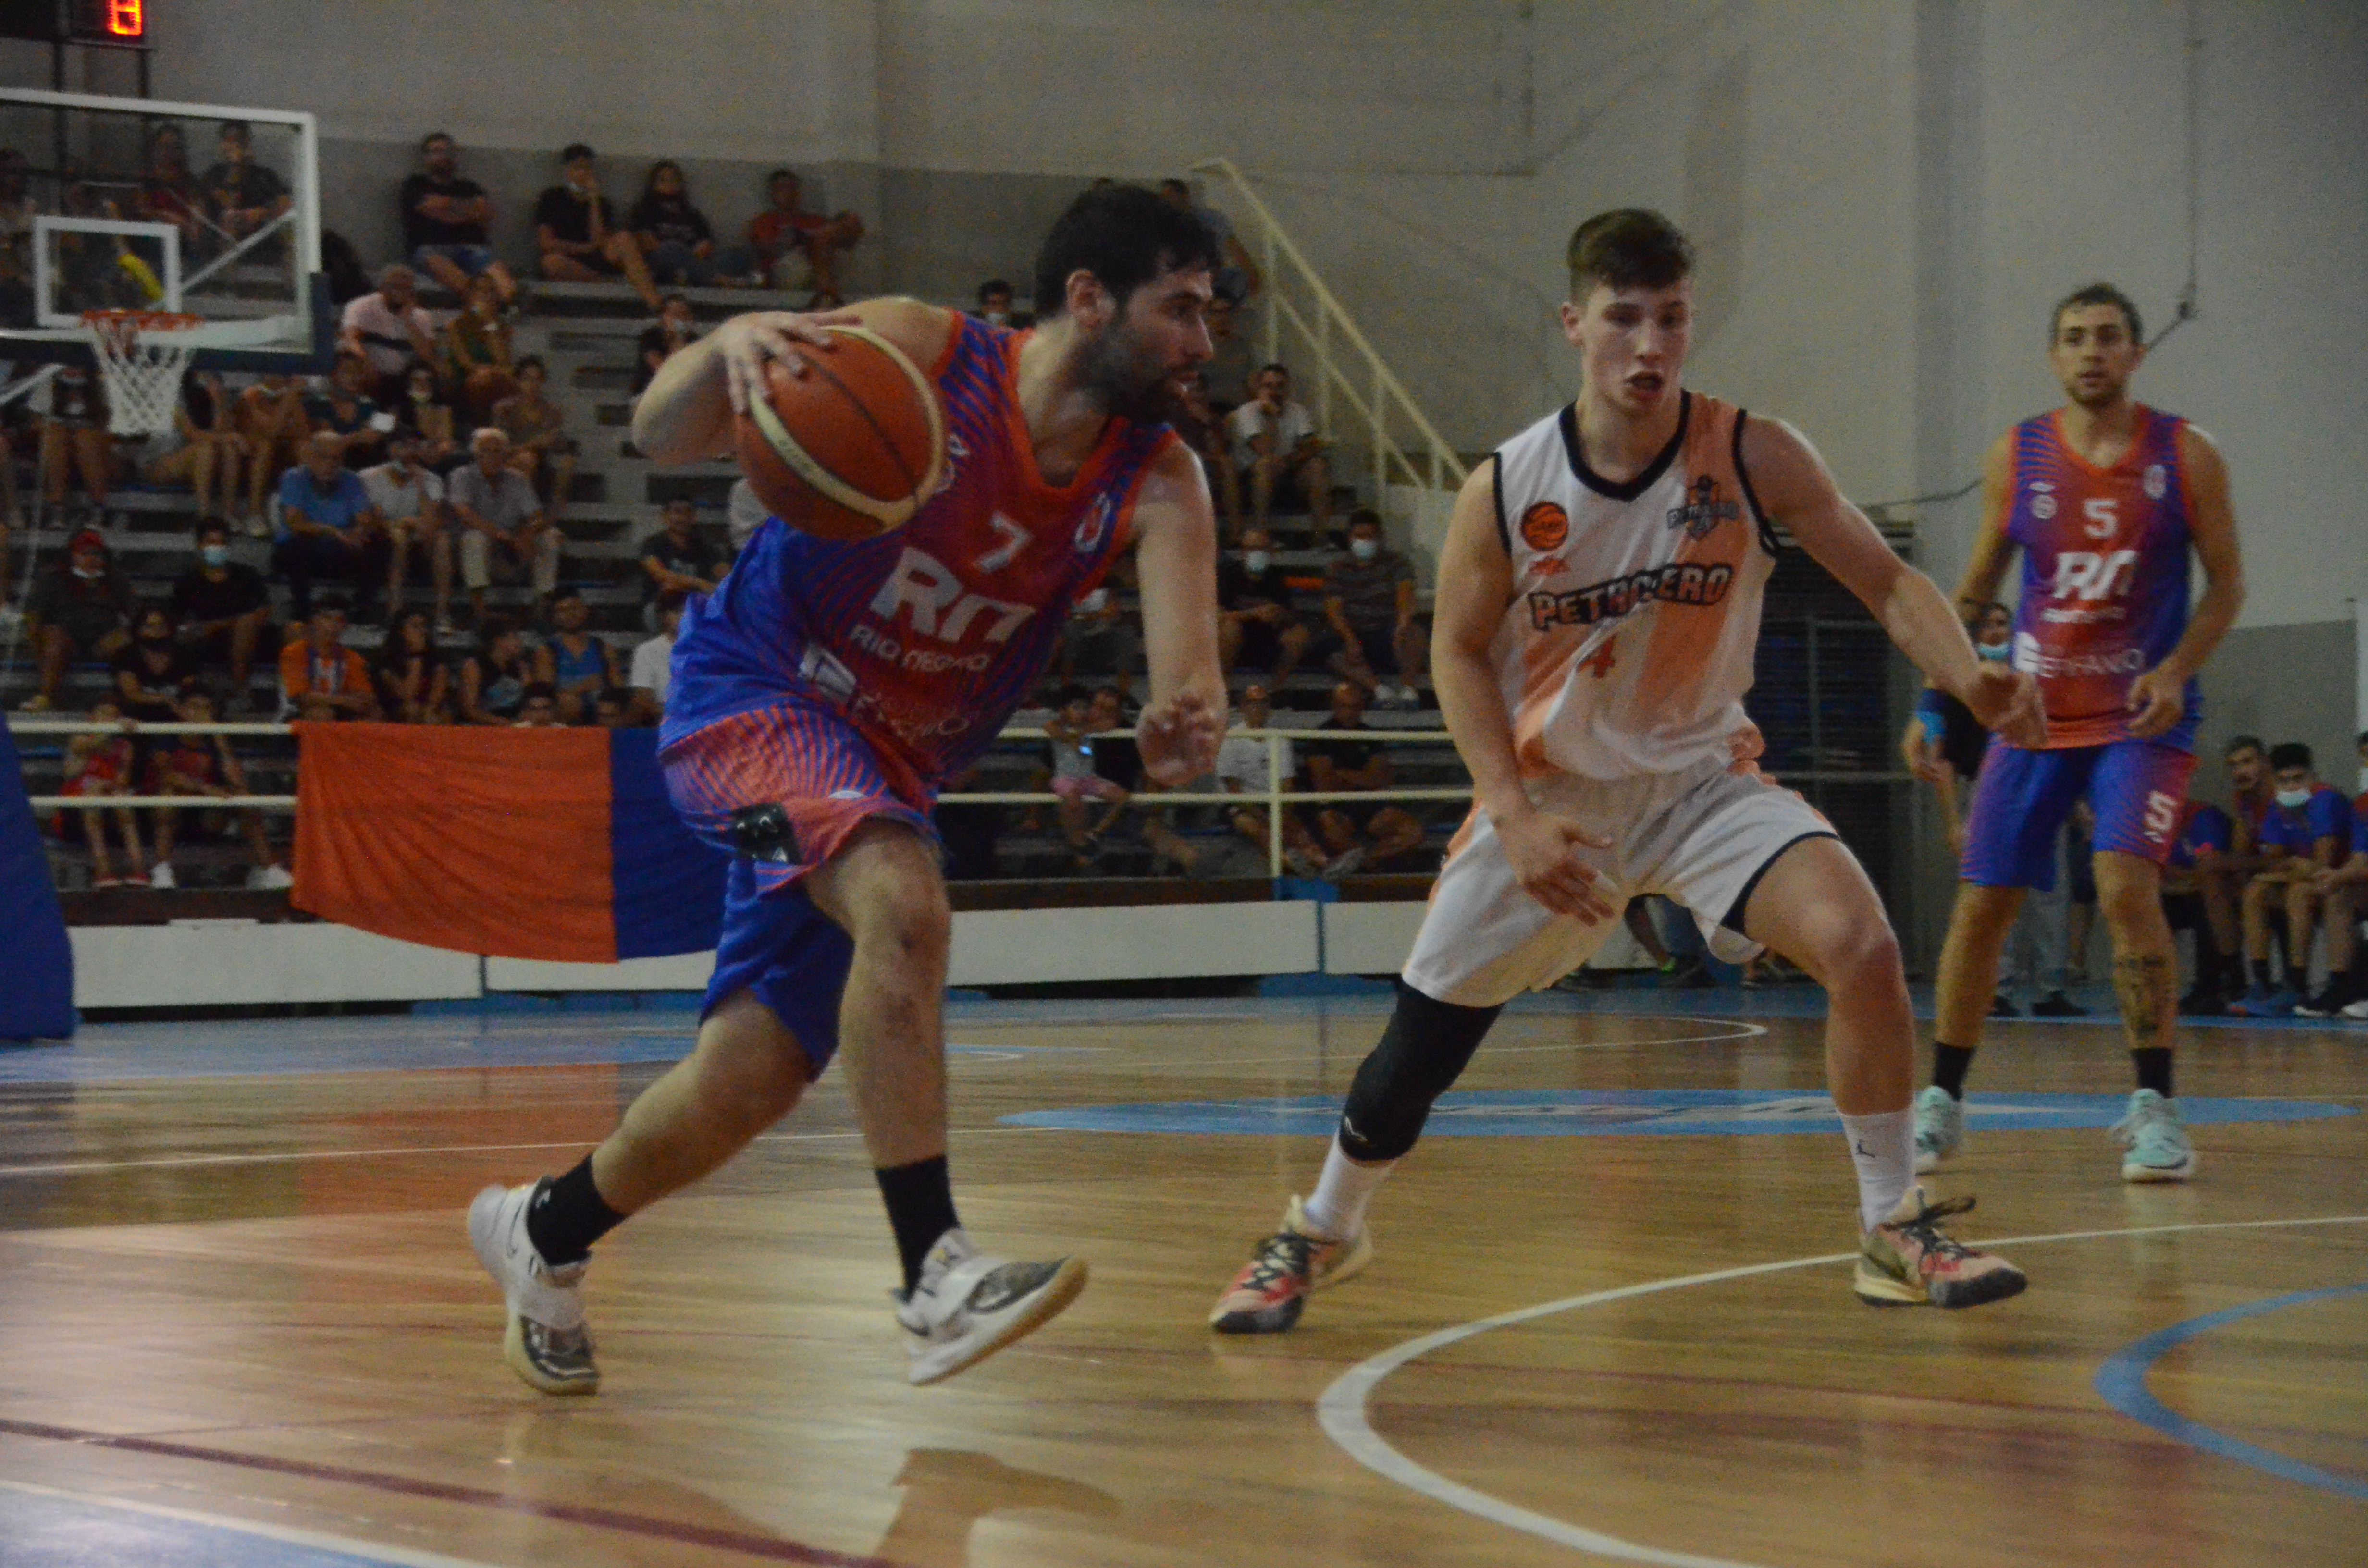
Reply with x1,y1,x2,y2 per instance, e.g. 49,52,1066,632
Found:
1073,492,1116,554
2143,463,2167,501
866,545,1035,652
2029,481,2059,520
1529,561,1735,631
1665,475,1739,540
1519,502,1568,551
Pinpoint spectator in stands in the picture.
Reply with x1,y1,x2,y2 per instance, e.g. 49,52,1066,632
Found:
56,693,147,887
1301,680,1425,876
1199,293,1256,413
973,279,1030,329
635,294,701,394
515,682,564,727
1058,576,1130,682
449,427,559,626
304,352,389,468
275,430,389,621
1216,681,1327,875
2166,796,2236,1014
395,362,463,474
0,147,37,329
373,608,449,723
136,122,207,256
1044,685,1130,870
1173,371,1238,537
145,687,288,890
17,528,133,712
639,498,721,625
37,362,110,519
170,521,271,706
113,604,200,723
362,428,449,627
491,356,577,514
544,588,617,723
533,143,662,312
338,265,438,405
744,168,863,305
278,596,379,722
400,132,517,307
439,271,516,422
143,370,245,525
629,161,751,288
198,121,290,257
2305,795,2368,1020
456,616,545,726
1218,527,1308,683
2231,742,2352,1015
1229,364,1332,541
1086,685,1143,792
1157,178,1261,303
628,590,683,724
591,687,634,729
234,375,308,529
1321,510,1424,708
2197,735,2274,998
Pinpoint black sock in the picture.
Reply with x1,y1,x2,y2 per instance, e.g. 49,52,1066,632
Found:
2219,952,2247,992
876,1155,961,1294
2132,1047,2174,1098
2323,965,2352,1001
1931,1042,1974,1100
526,1157,625,1267
2248,957,2272,990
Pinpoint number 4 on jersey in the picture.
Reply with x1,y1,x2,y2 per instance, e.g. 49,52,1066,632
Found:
1579,639,1618,679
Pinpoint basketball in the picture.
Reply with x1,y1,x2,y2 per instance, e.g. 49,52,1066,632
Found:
732,325,947,541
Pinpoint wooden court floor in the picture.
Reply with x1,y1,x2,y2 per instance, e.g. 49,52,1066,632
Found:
1,991,2363,1567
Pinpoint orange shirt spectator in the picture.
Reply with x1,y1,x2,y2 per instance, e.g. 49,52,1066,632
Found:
279,599,381,721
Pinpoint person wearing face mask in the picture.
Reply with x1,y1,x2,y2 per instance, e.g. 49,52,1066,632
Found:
169,521,272,706
1228,363,1332,541
1320,510,1424,709
1217,528,1309,683
971,279,1032,330
533,144,662,313
2232,743,2352,1017
17,528,133,711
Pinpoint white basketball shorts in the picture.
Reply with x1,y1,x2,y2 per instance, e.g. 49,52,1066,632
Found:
1402,758,1838,1008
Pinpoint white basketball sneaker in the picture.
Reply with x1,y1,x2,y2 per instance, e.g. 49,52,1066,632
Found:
1912,1085,1964,1173
468,1181,599,1396
893,1228,1088,1386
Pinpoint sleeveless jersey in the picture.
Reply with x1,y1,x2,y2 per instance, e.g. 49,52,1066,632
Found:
2005,405,2197,750
1489,392,1777,781
663,315,1175,788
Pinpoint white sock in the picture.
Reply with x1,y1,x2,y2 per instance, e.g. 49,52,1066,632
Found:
1840,1108,1915,1232
1300,1136,1393,1240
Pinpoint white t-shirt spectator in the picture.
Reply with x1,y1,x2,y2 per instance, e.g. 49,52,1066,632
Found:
1216,724,1293,795
448,462,542,530
1228,399,1317,470
359,462,443,526
629,631,674,704
726,477,767,550
340,292,435,380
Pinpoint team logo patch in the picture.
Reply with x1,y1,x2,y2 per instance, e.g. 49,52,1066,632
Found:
1519,502,1568,551
2143,463,2167,500
2029,480,2058,520
1073,492,1115,554
1665,475,1739,540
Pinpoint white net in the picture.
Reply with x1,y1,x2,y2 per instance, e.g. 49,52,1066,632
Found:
84,311,205,438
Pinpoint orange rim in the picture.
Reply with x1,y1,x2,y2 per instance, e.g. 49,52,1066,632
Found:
82,309,205,345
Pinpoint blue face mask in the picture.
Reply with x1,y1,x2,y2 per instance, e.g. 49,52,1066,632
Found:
1975,640,2010,662
2276,787,2312,810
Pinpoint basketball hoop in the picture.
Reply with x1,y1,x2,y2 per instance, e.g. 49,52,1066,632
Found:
82,309,206,438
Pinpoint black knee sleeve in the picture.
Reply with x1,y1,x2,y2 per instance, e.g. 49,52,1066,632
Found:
1337,980,1500,1162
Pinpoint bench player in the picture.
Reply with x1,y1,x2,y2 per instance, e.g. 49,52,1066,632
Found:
471,185,1226,1391
1912,283,2243,1183
1209,209,2044,1334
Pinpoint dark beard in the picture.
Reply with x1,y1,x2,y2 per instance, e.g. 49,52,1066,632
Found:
1079,318,1179,424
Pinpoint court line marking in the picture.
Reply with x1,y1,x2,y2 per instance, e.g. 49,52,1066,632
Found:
0,1476,506,1568
2092,1281,2368,1499
1317,1214,2368,1568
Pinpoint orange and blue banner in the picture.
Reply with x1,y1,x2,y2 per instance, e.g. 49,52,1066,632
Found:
0,719,74,1037
293,724,727,963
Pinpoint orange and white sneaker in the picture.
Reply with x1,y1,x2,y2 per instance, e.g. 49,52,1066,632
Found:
1854,1185,2027,1309
1208,1195,1374,1334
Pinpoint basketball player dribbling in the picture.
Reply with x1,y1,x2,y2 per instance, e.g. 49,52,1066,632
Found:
1911,283,2244,1183
471,185,1227,1391
1210,209,2046,1334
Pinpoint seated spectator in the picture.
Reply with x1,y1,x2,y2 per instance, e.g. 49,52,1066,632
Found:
456,617,547,726
973,279,1030,329
744,167,863,305
591,687,635,729
490,357,577,514
278,597,380,722
234,375,309,528
439,271,516,422
17,528,133,711
545,589,617,723
373,608,450,723
2196,735,2274,992
400,132,517,307
143,370,246,526
628,591,684,725
1320,510,1425,709
1173,372,1238,538
449,427,559,625
0,146,37,330
1158,177,1262,303
1059,578,1131,682
145,687,290,891
1218,527,1308,681
1199,293,1256,412
113,604,201,723
635,294,701,394
515,682,564,727
136,122,207,257
198,120,290,258
2233,742,2352,1016
36,361,110,519
640,498,721,624
170,521,272,705
337,265,437,404
2165,796,2235,1013
305,352,390,468
2305,797,2368,1019
1215,681,1323,873
1228,364,1332,540
1300,680,1425,876
55,693,147,887
274,430,390,620
1043,685,1130,870
363,428,451,628
394,362,463,474
629,161,754,287
534,143,662,312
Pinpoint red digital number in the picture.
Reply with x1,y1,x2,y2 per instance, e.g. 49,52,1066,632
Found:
107,0,142,38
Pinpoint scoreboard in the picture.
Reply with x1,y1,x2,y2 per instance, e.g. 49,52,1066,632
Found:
0,1,146,42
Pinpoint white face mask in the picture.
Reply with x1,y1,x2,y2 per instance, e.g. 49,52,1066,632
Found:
983,310,1009,326
2276,787,2312,809
200,544,229,567
1975,640,2010,662
1244,550,1271,575
1350,538,1379,563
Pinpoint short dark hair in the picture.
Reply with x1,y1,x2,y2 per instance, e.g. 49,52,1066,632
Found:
1031,184,1219,321
195,520,228,543
766,167,798,186
660,292,688,311
514,354,546,378
2050,282,2143,346
420,130,453,152
977,278,1012,303
641,159,683,196
220,121,251,144
2269,742,2313,772
1566,208,1694,299
2226,734,2264,757
560,142,594,164
1256,362,1290,380
1159,178,1191,197
1347,507,1382,533
2356,729,2368,749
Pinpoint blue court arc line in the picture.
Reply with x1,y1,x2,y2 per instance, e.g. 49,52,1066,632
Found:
2093,1282,2368,1499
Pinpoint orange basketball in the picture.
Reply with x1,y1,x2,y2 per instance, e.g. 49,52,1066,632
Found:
732,325,947,541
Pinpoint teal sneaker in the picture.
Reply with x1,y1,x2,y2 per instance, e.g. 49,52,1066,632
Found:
1912,1085,1964,1174
2111,1089,2195,1183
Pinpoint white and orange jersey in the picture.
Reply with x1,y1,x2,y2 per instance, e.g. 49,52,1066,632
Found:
1488,391,1778,781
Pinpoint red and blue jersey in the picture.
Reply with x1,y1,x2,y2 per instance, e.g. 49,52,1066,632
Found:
2006,405,2197,750
2168,799,2231,870
2258,784,2352,858
662,315,1175,792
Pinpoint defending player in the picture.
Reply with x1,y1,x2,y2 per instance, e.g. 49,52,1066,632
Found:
1209,210,2044,1334
471,185,1225,1392
1911,283,2243,1183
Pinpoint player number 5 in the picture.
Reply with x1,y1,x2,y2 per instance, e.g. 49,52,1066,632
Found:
2143,790,2177,840
2083,497,2118,539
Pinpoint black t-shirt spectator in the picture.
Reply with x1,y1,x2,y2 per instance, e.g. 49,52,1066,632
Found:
534,185,617,247
111,640,201,722
1218,558,1295,617
171,562,269,627
627,192,713,251
640,531,720,603
636,322,699,393
1093,728,1142,790
1300,718,1378,787
400,173,490,247
201,161,286,219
